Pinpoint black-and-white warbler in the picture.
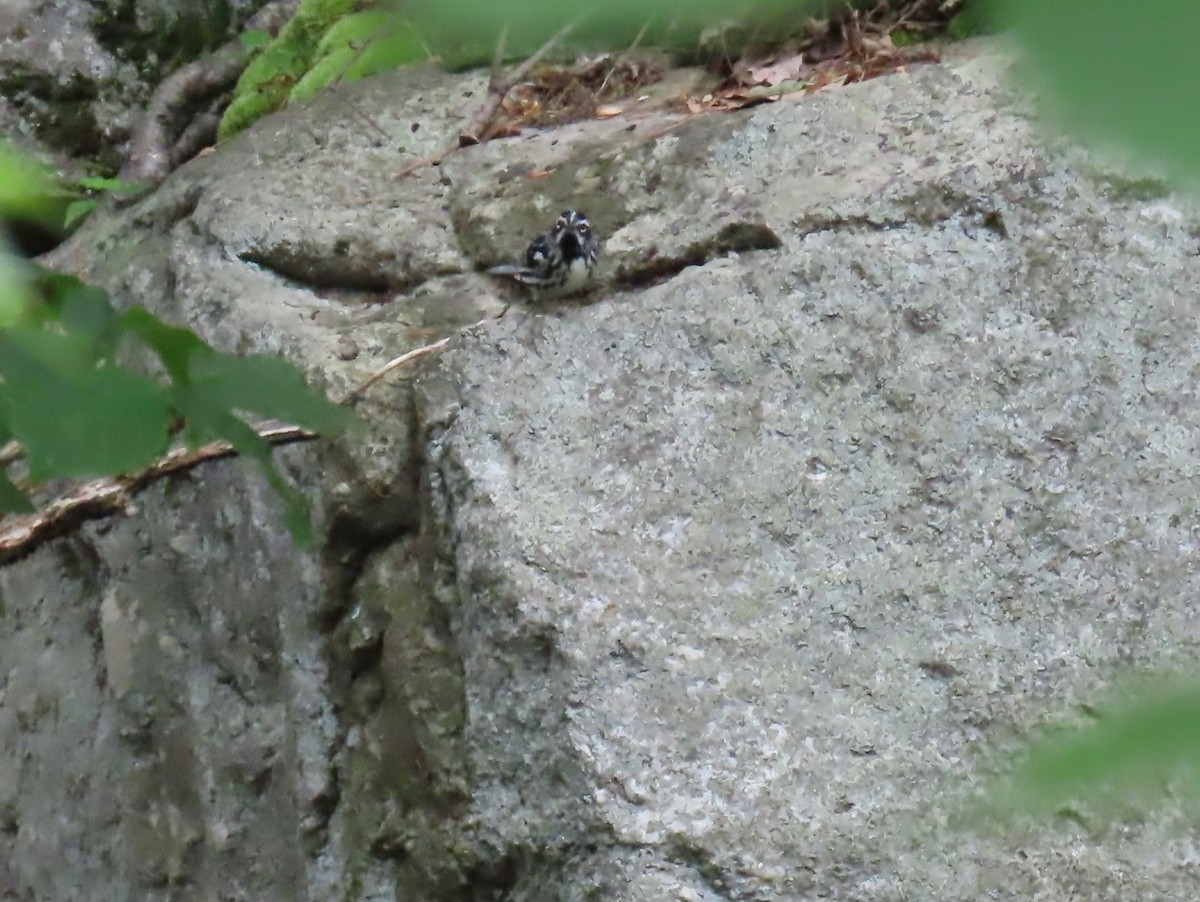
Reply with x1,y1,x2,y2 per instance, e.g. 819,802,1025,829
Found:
488,210,600,297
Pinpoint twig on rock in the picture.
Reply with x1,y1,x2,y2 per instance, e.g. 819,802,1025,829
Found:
0,309,503,563
326,82,393,144
0,422,315,565
339,309,506,404
598,20,650,96
461,20,576,145
489,25,510,90
338,337,452,405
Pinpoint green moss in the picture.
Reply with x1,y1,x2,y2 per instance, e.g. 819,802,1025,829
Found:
1099,174,1172,202
217,33,310,141
292,14,429,103
218,89,282,141
315,8,394,56
219,2,430,139
287,0,360,42
344,20,429,79
218,0,355,139
291,46,356,102
237,37,310,91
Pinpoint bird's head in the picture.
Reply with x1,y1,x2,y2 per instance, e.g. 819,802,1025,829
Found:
553,210,592,258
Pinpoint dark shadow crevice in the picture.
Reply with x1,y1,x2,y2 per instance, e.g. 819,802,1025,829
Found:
615,219,783,289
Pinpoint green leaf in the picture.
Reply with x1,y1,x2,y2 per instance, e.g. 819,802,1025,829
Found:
0,467,33,514
314,8,394,57
63,198,98,230
990,682,1200,818
0,323,97,370
0,329,171,479
35,273,125,360
0,142,57,222
164,348,348,544
120,307,214,384
171,386,313,543
344,23,431,80
187,353,349,432
291,46,356,101
946,8,991,41
60,282,120,345
0,251,32,328
76,176,126,193
240,28,272,51
28,269,87,325
124,308,345,431
991,0,1200,183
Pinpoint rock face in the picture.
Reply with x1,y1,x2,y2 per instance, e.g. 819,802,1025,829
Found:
0,0,268,169
4,42,1200,900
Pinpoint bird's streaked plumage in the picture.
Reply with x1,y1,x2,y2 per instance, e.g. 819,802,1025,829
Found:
488,210,600,297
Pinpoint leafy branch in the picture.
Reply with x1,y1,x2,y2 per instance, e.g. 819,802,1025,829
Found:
0,272,490,562
0,421,316,565
0,268,350,543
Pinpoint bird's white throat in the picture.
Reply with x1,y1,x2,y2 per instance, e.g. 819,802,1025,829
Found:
561,256,592,293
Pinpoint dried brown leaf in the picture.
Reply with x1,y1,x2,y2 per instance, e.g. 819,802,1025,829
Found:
746,53,808,87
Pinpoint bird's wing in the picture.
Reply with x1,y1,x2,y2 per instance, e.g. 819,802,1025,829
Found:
525,234,559,268
487,263,549,285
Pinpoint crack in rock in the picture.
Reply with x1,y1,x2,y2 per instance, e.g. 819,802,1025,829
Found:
793,190,1010,241
615,220,783,288
236,247,427,295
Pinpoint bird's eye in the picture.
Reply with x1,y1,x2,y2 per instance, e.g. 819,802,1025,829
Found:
577,223,589,234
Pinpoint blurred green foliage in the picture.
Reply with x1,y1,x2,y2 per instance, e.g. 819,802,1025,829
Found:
988,0,1200,185
219,0,431,139
945,5,990,41
219,0,358,140
218,0,858,138
0,146,56,226
977,0,1200,821
292,10,428,102
0,147,349,540
0,143,53,325
415,0,839,67
62,175,145,230
0,143,142,238
984,681,1200,822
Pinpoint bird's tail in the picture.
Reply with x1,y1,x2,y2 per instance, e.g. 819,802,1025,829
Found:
487,264,549,286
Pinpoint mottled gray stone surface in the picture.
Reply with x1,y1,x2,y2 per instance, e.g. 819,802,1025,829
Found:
3,40,1200,900
0,0,268,168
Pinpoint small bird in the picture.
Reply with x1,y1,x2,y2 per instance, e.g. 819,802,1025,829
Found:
488,210,600,298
